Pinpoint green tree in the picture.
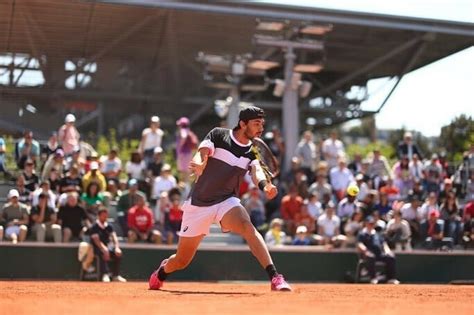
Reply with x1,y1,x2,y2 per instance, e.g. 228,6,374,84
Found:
439,114,474,162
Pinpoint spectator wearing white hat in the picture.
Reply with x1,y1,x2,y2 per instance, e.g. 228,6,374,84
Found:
82,161,107,192
0,189,29,243
151,164,177,201
139,116,164,165
58,113,80,156
397,131,423,160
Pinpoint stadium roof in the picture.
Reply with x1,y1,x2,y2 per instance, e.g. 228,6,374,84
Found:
0,0,473,137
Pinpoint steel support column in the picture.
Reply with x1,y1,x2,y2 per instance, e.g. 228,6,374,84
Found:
282,48,298,172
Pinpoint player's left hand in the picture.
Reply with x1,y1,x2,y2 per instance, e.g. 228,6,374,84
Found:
264,183,278,200
115,247,122,257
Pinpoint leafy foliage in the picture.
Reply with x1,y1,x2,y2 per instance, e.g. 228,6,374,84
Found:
439,114,474,162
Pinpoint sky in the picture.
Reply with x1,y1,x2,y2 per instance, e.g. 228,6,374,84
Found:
259,0,474,137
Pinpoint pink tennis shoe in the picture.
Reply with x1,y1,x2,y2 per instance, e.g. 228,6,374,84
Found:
271,274,292,291
149,259,168,290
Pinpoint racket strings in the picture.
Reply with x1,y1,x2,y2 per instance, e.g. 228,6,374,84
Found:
251,143,274,179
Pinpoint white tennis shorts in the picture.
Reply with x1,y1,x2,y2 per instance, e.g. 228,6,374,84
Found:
178,197,241,237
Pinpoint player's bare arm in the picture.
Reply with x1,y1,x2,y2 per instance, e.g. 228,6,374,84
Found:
251,163,277,200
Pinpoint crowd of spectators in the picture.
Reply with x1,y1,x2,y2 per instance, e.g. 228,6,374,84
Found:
0,115,473,255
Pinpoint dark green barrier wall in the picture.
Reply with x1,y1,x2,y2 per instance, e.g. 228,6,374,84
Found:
1,244,473,283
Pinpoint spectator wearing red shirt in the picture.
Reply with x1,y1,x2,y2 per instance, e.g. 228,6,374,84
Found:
164,188,183,244
127,194,162,244
280,185,303,235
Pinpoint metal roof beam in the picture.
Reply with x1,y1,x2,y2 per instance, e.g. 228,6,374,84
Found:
96,0,474,36
309,34,423,99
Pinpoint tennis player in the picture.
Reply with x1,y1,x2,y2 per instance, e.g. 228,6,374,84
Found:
149,106,291,291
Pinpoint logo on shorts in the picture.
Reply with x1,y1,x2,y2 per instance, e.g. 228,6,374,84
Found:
183,226,189,232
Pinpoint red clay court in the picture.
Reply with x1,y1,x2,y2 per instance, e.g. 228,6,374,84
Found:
1,281,472,315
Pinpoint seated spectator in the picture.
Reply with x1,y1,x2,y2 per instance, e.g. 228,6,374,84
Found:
100,148,122,182
439,192,462,245
16,175,32,206
280,185,303,235
89,207,126,282
32,180,57,209
385,211,411,251
16,130,40,169
294,202,316,234
41,149,65,181
308,172,332,202
105,180,122,203
126,151,147,182
0,136,11,179
81,182,105,220
315,201,346,247
374,191,391,220
411,178,426,201
392,155,413,199
42,131,59,159
265,218,287,246
306,193,322,221
127,194,161,244
47,168,61,194
461,209,473,249
344,211,364,247
358,190,378,219
401,193,422,241
151,164,177,202
30,193,61,242
117,179,147,234
357,216,399,284
243,186,266,228
337,187,358,231
420,209,453,250
0,189,29,243
423,154,443,194
164,188,183,244
22,158,39,192
82,161,107,192
379,177,400,202
146,146,164,180
354,173,369,201
418,192,439,222
348,153,363,175
329,157,354,201
64,146,85,175
58,192,90,242
59,165,82,194
292,225,312,246
438,178,454,206
409,154,424,182
367,149,391,189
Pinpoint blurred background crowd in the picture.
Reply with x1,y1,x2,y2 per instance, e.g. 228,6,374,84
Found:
0,113,473,252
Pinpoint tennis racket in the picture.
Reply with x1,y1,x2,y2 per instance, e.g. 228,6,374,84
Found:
251,137,280,181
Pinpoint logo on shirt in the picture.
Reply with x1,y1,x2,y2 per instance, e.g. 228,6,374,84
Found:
182,226,189,232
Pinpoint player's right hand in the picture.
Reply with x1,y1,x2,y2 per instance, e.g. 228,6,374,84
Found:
264,183,278,200
189,154,208,176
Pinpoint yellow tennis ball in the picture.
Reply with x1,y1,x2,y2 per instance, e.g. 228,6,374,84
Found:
347,184,359,197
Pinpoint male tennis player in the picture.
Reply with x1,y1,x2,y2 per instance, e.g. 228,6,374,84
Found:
149,106,291,291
